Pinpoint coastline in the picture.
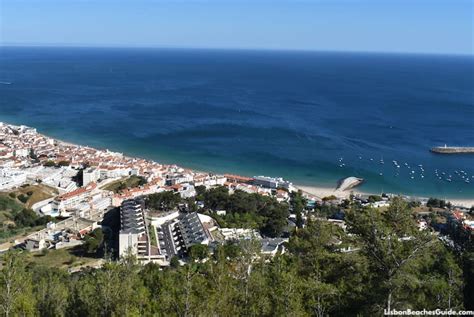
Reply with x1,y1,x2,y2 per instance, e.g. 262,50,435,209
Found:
295,185,349,200
1,119,473,208
296,184,474,208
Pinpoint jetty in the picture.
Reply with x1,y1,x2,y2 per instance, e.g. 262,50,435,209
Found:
337,177,364,191
430,145,474,154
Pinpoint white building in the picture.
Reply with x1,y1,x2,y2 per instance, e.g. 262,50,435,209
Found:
193,174,227,187
14,148,29,158
172,183,196,199
38,166,79,194
0,168,27,190
219,228,262,241
119,200,147,258
57,179,78,193
165,173,194,186
91,196,112,211
261,238,287,256
119,199,166,264
252,175,293,190
99,167,131,179
83,167,100,186
52,182,98,215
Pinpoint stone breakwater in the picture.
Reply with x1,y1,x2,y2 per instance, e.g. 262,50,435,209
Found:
430,146,474,154
336,177,364,191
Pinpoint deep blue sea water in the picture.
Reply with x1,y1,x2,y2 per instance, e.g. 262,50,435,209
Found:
0,47,473,199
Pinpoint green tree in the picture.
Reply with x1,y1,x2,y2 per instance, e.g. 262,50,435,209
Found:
259,199,289,237
368,195,382,203
322,195,337,202
14,208,38,227
188,244,209,261
290,190,306,229
43,160,56,167
203,186,229,211
72,258,149,316
83,228,104,255
288,218,366,315
462,251,474,309
194,185,206,202
0,251,36,317
170,256,180,269
346,197,440,313
426,198,447,209
33,267,70,317
147,191,182,211
17,194,29,204
56,160,70,167
267,256,305,317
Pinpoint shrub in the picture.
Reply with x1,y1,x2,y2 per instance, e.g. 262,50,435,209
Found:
170,256,180,268
322,195,338,201
43,160,56,167
188,244,209,261
368,195,382,203
57,160,71,167
83,228,104,254
17,194,29,204
14,208,37,227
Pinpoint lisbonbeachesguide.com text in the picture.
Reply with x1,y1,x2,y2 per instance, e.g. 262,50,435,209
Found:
384,309,474,316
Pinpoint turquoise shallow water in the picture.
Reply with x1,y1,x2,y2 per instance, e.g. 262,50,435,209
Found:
0,47,473,198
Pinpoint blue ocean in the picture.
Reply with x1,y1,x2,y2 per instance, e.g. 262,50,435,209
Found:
0,47,473,198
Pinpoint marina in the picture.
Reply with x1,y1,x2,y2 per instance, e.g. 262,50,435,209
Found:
336,152,474,195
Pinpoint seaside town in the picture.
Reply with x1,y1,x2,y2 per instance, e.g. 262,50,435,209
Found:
1,0,473,313
0,121,473,269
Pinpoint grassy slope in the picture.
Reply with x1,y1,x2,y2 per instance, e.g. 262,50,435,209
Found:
11,184,58,208
0,194,24,223
0,184,58,243
26,247,101,270
102,175,145,193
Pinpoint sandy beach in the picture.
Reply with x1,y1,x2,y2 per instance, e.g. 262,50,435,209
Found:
4,120,473,209
295,185,351,200
296,184,474,208
447,199,474,209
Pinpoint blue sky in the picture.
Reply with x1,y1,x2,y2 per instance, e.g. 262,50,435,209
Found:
0,0,472,54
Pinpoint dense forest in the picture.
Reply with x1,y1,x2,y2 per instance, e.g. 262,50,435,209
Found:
1,197,473,316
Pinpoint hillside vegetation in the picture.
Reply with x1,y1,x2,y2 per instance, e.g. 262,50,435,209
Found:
0,186,54,242
102,176,147,193
1,197,472,316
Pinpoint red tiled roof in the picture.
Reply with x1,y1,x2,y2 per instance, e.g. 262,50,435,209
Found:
224,174,254,182
56,183,97,201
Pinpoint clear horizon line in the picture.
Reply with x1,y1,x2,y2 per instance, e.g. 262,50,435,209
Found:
1,42,473,58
